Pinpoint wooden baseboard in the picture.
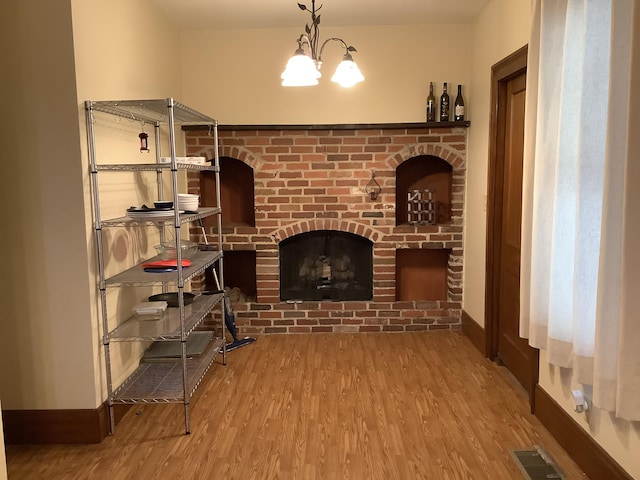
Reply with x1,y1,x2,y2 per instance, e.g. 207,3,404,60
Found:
2,403,130,444
461,309,486,356
534,385,634,480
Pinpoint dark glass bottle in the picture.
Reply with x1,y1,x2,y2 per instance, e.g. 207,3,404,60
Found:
426,82,436,122
454,84,465,121
440,82,450,122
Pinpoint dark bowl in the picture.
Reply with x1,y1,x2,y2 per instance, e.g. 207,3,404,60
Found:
154,201,174,209
148,292,195,307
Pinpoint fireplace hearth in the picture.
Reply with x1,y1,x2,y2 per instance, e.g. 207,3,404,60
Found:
185,123,467,335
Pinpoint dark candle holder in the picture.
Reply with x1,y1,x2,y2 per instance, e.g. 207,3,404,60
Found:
365,171,382,200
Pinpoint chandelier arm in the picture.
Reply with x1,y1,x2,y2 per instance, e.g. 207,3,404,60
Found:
310,17,319,58
295,33,318,61
318,37,349,62
309,0,321,59
297,33,312,51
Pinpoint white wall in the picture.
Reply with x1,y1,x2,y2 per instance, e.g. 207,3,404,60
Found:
180,25,471,125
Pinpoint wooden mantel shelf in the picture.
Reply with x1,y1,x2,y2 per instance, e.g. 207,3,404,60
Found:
184,121,470,131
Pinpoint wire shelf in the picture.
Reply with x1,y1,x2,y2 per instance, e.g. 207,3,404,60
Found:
96,163,218,172
89,98,217,126
100,207,221,227
112,337,225,404
109,292,224,341
105,251,223,287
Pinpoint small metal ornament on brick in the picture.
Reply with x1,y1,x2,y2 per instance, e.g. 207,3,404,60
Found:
407,189,436,225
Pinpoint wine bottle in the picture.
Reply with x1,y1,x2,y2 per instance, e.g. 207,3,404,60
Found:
454,84,465,121
440,82,450,122
426,82,436,122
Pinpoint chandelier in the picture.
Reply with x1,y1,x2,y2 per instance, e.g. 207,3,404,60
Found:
281,1,365,88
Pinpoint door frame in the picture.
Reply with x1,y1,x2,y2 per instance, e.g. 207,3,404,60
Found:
484,45,539,409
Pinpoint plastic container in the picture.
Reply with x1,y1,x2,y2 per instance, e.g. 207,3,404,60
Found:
133,301,168,316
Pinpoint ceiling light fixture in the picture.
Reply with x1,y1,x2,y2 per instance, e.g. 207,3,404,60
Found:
281,1,364,88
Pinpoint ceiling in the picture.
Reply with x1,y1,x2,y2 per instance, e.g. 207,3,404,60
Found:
149,0,492,31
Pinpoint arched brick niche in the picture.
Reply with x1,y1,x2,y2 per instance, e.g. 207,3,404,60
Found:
200,156,255,228
396,155,453,226
184,123,468,335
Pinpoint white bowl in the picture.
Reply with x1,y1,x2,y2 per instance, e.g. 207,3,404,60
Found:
179,205,199,212
177,193,199,211
178,201,199,211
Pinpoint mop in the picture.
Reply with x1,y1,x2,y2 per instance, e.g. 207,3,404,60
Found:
199,218,256,352
223,292,256,352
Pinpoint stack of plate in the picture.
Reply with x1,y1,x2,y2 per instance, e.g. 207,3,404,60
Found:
126,207,180,220
159,156,207,165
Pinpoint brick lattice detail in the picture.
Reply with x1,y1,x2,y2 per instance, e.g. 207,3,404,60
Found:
186,126,466,335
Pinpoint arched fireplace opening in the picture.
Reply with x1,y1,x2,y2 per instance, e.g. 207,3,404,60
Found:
279,230,373,301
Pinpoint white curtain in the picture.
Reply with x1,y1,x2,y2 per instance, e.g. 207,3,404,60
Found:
520,0,640,421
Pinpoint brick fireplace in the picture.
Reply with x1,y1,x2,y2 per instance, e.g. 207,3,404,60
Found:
185,123,467,335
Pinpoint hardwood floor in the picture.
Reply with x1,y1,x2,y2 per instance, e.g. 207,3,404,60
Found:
5,332,588,479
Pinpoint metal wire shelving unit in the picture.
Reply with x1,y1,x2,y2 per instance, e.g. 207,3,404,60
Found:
85,98,226,434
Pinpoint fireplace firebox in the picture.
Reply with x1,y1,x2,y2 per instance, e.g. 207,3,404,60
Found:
279,230,373,301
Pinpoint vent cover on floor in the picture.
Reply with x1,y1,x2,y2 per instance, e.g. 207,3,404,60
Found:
511,446,566,480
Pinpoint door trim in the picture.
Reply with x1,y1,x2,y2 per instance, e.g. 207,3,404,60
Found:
484,45,539,408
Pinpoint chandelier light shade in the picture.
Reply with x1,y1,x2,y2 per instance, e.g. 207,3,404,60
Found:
281,48,321,86
281,1,364,88
331,53,365,88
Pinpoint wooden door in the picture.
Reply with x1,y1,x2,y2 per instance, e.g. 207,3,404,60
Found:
497,73,531,385
486,46,539,407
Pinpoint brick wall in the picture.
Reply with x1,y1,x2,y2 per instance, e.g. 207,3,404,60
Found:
185,124,467,335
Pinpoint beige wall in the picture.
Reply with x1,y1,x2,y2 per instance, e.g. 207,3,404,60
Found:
180,25,470,124
0,0,96,410
0,0,183,415
72,0,183,102
71,0,185,394
0,1,636,477
464,1,639,478
539,351,640,478
463,0,531,325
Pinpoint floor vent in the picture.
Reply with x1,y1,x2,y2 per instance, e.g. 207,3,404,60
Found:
511,446,566,480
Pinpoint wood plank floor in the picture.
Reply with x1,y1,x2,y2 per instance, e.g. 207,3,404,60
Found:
5,332,588,479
